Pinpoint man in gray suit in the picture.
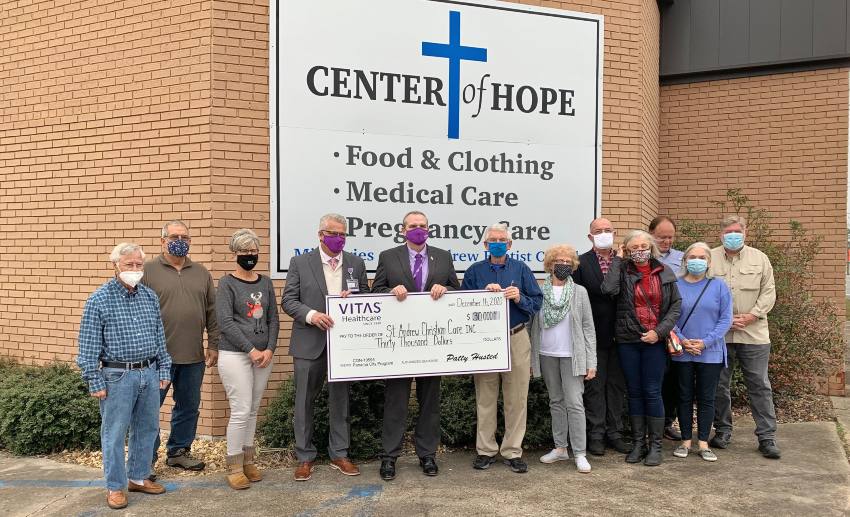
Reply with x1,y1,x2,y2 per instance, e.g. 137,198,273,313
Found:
282,213,370,481
372,210,461,481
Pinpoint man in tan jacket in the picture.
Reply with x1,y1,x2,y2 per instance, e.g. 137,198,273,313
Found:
708,215,780,459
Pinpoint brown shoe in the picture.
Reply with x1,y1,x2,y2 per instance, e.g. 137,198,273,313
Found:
226,453,251,490
127,479,166,495
329,457,361,476
106,490,127,509
294,461,315,481
242,446,262,482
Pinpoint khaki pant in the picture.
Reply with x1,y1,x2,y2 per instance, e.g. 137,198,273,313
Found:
474,329,531,459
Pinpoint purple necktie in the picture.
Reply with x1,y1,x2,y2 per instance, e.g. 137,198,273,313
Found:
413,253,424,292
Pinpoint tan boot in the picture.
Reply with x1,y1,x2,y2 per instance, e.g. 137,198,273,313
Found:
226,453,250,490
242,446,262,482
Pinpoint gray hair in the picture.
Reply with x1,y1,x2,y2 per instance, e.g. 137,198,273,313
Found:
402,210,428,227
484,223,509,242
229,229,260,253
720,214,747,231
109,243,145,263
161,219,189,238
623,230,660,258
680,242,713,277
319,213,347,231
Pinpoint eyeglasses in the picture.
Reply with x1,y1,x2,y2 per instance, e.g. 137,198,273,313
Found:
166,235,191,242
486,238,510,243
321,230,346,238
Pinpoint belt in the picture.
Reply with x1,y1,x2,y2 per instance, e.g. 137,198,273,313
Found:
510,323,527,335
101,357,157,370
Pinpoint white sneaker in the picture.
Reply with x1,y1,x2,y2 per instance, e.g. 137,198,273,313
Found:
575,455,591,473
539,448,570,463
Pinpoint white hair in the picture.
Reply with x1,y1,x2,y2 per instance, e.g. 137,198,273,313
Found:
161,219,189,238
484,223,509,241
109,243,145,263
680,242,713,277
319,213,347,231
229,228,260,253
623,230,660,258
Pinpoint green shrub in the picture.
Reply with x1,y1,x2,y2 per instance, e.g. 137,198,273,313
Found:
0,362,101,455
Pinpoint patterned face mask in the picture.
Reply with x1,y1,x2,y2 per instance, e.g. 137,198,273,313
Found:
167,239,190,257
630,249,651,263
553,263,573,281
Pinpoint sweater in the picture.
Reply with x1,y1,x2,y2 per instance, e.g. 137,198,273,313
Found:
216,274,280,353
672,277,733,365
530,284,597,378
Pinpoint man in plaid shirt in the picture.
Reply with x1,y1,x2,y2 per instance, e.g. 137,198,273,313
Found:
76,243,172,510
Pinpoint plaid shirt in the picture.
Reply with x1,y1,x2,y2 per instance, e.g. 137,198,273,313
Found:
76,278,172,393
596,249,615,276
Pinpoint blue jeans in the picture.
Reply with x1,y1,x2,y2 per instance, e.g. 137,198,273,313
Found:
674,361,723,442
100,366,160,490
618,342,667,418
154,361,205,460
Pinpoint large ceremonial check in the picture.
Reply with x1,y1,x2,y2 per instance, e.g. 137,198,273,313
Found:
326,290,511,382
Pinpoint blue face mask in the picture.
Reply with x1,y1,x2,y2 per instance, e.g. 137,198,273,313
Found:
686,258,708,275
167,239,190,257
487,242,508,258
722,232,744,251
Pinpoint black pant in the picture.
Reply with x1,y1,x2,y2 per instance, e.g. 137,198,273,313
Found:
674,361,723,442
662,355,678,426
382,376,441,459
583,346,626,440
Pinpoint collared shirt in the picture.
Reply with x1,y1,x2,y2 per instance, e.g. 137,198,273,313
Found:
708,245,776,344
659,248,685,274
407,244,429,292
306,248,344,324
76,278,172,393
461,257,543,328
596,249,615,276
142,255,219,364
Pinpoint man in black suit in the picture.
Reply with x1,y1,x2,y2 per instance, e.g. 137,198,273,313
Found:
572,217,630,456
372,210,461,481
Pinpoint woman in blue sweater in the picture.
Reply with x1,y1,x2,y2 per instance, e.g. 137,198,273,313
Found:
672,242,733,461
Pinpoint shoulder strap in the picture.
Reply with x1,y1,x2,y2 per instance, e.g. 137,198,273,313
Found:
679,278,713,332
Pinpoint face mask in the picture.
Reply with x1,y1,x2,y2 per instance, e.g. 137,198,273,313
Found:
553,263,573,281
237,254,258,271
487,242,508,258
167,239,190,257
592,232,614,249
118,270,144,288
722,232,744,251
322,234,346,254
630,249,651,263
686,258,708,275
406,227,429,246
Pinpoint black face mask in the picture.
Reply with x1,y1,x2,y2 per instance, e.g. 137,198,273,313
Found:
237,254,258,271
553,263,573,281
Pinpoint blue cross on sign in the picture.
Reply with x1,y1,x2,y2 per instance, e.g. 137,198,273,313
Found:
422,10,487,140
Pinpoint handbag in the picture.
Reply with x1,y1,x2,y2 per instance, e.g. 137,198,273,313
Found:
669,278,713,356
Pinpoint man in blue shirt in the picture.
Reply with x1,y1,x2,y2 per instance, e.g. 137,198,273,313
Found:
462,223,543,474
77,243,172,510
649,215,685,442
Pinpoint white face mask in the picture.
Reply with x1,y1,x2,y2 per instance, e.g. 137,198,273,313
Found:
118,270,144,288
592,232,614,249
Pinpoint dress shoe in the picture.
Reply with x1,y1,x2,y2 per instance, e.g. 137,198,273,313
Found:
379,458,396,481
127,479,166,495
294,461,315,482
107,490,127,509
709,431,732,449
758,439,781,459
587,439,606,456
419,456,438,476
330,457,361,476
607,437,631,454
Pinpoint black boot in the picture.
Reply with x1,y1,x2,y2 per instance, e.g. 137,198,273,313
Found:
625,415,646,464
644,417,664,466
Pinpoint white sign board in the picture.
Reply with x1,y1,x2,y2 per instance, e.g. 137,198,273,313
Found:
270,0,603,277
325,291,510,382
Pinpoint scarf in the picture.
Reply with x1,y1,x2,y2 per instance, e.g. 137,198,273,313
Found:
542,276,574,328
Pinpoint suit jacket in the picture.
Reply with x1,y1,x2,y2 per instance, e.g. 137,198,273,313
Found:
572,249,617,349
371,244,460,294
282,249,370,360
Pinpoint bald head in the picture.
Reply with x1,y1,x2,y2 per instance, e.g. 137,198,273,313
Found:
589,218,613,234
588,218,615,251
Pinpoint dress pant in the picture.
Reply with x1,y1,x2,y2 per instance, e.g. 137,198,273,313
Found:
293,352,351,462
583,346,626,441
474,329,531,459
714,343,777,440
382,376,441,459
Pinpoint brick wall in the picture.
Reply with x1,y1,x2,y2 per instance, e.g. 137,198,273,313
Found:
658,68,849,396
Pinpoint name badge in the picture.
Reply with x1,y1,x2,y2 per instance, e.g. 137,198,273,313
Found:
346,268,360,293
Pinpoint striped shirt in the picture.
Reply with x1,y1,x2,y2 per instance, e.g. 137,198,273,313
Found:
76,278,172,393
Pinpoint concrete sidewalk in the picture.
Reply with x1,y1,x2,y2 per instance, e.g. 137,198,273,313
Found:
1,421,848,517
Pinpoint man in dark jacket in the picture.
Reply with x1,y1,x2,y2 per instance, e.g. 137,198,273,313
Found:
572,218,630,456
